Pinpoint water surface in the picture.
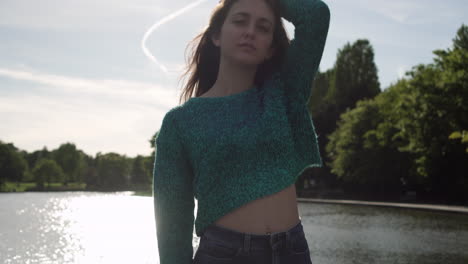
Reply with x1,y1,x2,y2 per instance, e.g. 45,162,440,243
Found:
1,192,467,264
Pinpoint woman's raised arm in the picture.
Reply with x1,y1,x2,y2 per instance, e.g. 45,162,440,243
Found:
278,0,331,105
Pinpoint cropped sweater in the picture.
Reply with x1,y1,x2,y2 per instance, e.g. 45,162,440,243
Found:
152,0,330,263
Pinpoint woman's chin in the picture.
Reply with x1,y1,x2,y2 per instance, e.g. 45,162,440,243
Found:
232,55,263,67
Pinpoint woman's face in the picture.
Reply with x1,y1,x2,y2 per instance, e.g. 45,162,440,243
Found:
212,0,275,67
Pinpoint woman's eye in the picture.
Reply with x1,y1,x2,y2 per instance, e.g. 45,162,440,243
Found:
259,26,269,33
233,20,269,33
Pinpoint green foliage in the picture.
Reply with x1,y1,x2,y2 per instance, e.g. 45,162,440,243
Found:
0,141,29,186
326,97,409,195
328,39,381,112
24,147,51,172
326,24,468,202
2,182,35,192
32,159,65,189
308,68,332,113
52,143,83,184
149,131,159,160
326,80,415,193
449,131,468,152
394,24,468,183
307,39,382,190
1,181,85,192
0,139,153,192
150,131,159,149
94,152,131,190
131,155,152,185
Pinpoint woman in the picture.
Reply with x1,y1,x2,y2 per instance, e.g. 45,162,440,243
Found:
153,0,330,263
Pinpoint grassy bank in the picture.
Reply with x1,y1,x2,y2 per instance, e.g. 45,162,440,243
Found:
132,190,152,197
0,182,154,195
1,182,87,192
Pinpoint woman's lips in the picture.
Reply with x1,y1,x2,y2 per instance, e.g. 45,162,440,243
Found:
238,44,256,51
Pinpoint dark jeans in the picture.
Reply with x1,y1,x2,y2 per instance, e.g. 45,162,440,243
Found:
193,220,312,264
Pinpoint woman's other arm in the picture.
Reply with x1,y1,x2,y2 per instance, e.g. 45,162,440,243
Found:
153,111,195,264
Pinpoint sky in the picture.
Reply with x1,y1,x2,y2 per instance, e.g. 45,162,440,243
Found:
0,0,467,158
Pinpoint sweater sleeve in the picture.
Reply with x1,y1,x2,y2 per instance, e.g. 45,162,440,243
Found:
278,0,331,105
153,111,195,264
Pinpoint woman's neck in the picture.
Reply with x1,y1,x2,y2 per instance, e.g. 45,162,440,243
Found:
210,59,257,96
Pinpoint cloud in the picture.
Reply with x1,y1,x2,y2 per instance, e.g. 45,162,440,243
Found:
0,92,158,156
360,0,420,24
0,67,178,109
357,0,463,25
0,67,181,156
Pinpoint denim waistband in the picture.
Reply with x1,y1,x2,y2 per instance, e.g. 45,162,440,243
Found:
201,220,305,251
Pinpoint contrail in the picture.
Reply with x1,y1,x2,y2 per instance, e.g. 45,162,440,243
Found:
141,0,211,75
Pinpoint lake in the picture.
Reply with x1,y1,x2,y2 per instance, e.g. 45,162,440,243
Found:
1,192,467,263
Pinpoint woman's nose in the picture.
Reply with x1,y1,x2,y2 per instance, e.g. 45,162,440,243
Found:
244,23,256,39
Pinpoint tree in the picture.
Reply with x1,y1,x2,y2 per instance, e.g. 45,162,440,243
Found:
326,84,412,199
0,141,29,186
326,24,468,203
32,159,64,189
392,24,468,202
24,147,51,174
149,131,159,159
328,39,381,113
81,152,98,188
449,130,468,153
306,39,382,190
52,142,82,184
95,152,130,190
131,155,151,185
308,67,331,113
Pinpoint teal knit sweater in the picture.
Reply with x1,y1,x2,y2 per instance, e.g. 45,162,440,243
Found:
153,0,330,263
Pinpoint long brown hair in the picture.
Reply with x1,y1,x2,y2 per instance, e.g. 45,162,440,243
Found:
177,0,290,105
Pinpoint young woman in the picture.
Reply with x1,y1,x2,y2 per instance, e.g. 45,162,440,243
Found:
153,0,330,263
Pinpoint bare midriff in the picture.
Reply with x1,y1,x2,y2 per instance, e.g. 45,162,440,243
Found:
213,183,301,235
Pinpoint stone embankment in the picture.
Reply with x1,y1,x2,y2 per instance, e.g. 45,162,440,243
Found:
297,198,468,214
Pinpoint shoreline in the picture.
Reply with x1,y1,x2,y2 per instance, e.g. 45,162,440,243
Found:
2,189,467,214
297,197,468,215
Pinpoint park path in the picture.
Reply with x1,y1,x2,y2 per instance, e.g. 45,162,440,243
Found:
297,198,468,214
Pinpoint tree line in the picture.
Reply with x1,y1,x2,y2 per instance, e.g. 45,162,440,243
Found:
301,24,468,205
0,141,155,192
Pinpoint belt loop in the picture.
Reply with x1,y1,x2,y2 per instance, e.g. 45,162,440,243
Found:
243,234,251,254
